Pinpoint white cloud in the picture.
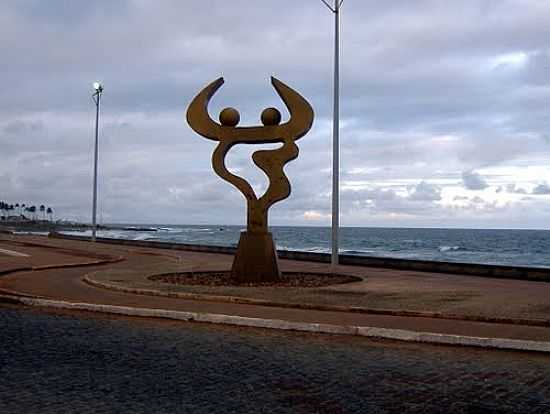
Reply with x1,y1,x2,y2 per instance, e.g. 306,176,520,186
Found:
408,181,442,202
532,182,550,195
489,51,529,70
506,184,528,194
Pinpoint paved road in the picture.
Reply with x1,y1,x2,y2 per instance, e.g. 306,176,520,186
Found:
1,305,550,413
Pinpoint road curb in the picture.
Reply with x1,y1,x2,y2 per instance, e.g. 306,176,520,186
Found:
0,267,32,276
0,288,44,298
1,293,549,353
0,258,124,279
0,236,125,269
83,274,550,328
32,256,125,271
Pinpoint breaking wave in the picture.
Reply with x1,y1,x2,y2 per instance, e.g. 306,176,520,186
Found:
438,245,464,253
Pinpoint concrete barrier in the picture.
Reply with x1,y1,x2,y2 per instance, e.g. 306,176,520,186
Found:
49,232,550,282
2,293,550,353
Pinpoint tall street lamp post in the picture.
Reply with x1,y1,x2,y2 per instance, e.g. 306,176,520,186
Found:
91,81,103,242
321,0,344,267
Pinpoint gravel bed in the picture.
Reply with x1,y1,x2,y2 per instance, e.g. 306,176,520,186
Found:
148,271,361,287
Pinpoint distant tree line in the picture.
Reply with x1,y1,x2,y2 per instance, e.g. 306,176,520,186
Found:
0,201,53,222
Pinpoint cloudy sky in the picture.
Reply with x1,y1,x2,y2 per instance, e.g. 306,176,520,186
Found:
1,0,550,229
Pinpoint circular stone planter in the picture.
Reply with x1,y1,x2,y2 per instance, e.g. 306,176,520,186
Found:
148,271,362,288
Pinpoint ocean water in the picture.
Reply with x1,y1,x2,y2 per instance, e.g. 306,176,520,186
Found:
62,225,550,268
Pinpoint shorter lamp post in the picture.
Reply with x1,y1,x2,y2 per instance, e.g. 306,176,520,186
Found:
91,81,103,242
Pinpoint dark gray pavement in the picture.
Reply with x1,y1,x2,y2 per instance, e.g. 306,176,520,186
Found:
1,304,550,413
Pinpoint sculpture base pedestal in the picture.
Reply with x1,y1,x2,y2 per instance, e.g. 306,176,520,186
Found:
231,231,281,283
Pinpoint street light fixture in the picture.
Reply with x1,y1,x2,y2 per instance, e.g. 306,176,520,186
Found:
91,81,104,242
321,0,344,267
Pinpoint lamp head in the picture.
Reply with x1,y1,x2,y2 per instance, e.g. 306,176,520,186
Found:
93,81,103,92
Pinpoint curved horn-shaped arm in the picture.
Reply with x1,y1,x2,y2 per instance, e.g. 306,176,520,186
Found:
186,76,314,143
186,77,224,141
272,77,314,140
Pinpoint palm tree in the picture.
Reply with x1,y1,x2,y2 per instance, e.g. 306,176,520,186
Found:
39,205,45,221
29,206,37,221
46,207,53,222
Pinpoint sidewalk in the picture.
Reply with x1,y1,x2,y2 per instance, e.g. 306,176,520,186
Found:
2,234,550,352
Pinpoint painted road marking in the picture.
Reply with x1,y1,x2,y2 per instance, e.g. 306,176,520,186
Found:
0,248,30,257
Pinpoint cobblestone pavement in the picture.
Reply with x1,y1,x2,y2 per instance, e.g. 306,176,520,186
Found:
1,305,550,413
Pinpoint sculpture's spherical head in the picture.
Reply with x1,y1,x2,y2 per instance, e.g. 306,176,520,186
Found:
261,107,282,126
219,107,240,126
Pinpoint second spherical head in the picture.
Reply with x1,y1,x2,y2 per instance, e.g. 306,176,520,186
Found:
261,107,281,126
219,107,240,126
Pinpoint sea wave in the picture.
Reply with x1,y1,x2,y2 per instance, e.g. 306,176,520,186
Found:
438,245,464,253
277,245,330,253
52,225,550,268
132,233,155,241
123,226,157,232
157,227,179,232
342,249,375,255
12,231,50,236
305,247,331,254
179,227,215,233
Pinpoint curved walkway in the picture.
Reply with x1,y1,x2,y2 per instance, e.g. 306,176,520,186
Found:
2,234,550,352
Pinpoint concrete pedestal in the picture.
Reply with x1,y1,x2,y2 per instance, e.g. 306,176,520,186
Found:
231,232,281,283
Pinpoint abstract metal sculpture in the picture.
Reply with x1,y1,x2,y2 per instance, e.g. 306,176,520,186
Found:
187,77,314,283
